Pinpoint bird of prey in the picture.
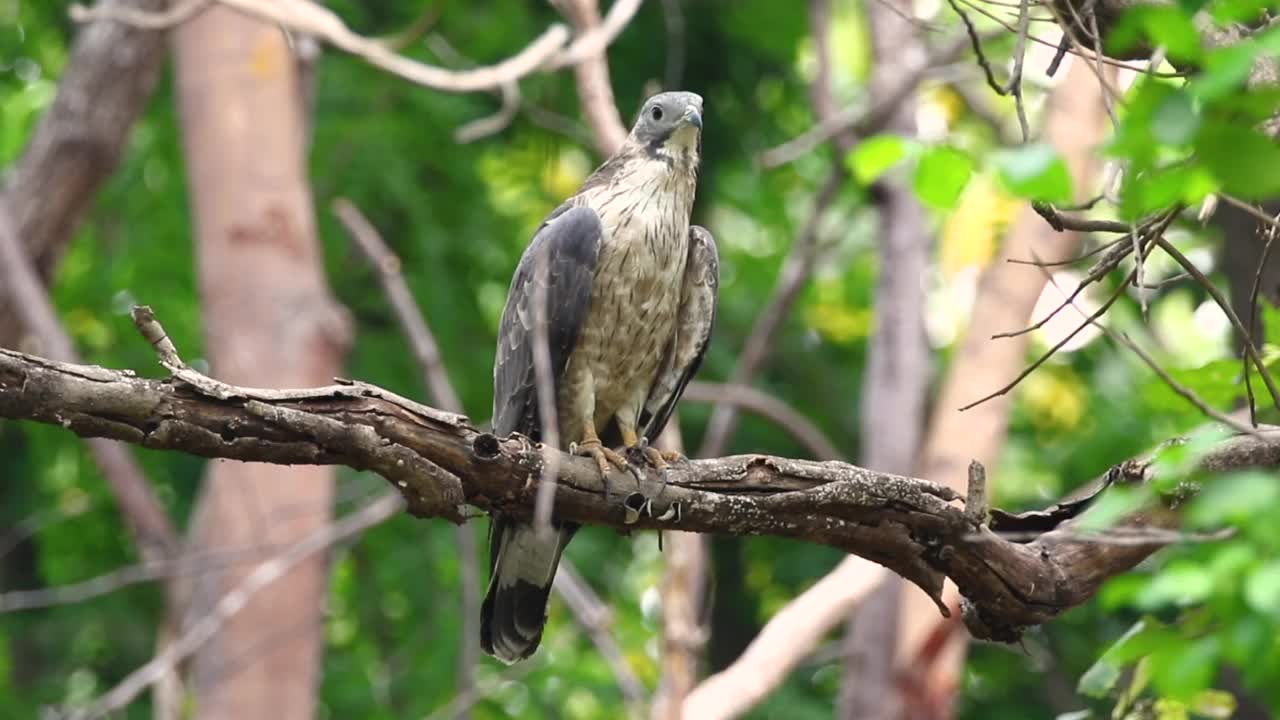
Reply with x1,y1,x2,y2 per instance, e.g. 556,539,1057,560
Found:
481,91,719,663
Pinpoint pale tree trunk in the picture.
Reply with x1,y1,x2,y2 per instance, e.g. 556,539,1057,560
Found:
171,8,350,719
892,59,1110,719
838,0,930,714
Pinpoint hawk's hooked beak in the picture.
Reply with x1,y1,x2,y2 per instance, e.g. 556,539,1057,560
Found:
682,106,703,130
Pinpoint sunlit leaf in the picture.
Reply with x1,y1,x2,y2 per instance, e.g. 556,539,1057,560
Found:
1195,121,1280,198
1186,472,1280,527
1076,487,1149,531
1078,652,1123,698
847,134,912,185
1189,689,1238,719
1244,561,1280,616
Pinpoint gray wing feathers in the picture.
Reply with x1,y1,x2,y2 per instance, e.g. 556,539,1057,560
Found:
639,225,720,441
484,205,601,664
492,204,602,440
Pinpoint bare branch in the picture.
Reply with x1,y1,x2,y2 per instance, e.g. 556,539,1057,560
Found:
4,318,1278,650
331,198,480,713
1245,209,1280,426
332,199,464,414
553,0,630,156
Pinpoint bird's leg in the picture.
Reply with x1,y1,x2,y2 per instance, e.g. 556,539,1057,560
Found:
570,425,628,479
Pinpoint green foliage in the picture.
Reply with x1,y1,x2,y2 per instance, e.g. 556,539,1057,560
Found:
913,144,974,210
991,143,1073,203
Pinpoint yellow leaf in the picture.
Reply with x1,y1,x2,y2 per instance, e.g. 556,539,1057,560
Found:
941,174,1021,276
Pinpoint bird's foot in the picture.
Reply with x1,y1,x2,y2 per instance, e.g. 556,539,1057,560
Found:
569,439,629,478
625,437,684,472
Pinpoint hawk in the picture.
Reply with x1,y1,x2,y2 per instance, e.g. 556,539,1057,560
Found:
481,91,719,663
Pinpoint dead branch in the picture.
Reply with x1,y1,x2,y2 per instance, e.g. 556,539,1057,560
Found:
3,311,1278,652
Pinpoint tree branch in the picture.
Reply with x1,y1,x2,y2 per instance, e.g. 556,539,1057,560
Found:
70,0,641,95
4,322,1278,646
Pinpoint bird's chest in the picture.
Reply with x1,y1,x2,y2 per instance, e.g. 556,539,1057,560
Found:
570,186,691,426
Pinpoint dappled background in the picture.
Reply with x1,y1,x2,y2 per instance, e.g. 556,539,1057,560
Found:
3,0,1280,719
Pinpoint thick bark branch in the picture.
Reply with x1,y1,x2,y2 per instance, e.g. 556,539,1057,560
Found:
3,347,1278,644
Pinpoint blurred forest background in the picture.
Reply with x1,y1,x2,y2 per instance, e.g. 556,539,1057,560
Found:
3,0,1280,719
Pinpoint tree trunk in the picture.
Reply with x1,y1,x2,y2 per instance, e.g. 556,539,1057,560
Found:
838,0,930,714
892,58,1110,719
171,8,349,719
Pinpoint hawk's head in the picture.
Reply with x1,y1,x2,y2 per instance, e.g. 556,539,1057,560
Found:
627,91,703,166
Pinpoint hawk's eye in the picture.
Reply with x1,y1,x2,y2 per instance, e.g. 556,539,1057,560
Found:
650,106,664,121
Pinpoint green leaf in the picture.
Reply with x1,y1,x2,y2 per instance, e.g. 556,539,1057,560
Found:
1119,165,1217,220
1107,5,1203,63
1077,486,1149,531
1211,0,1270,22
1149,636,1220,700
1244,561,1280,616
1151,90,1199,145
1186,472,1280,526
1195,121,1280,198
847,134,912,185
1193,43,1261,100
1137,563,1214,609
1153,698,1190,720
1078,653,1124,698
991,143,1073,203
1140,358,1243,415
912,145,974,210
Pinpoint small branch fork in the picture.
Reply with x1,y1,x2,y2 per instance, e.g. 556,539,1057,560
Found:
3,309,1279,647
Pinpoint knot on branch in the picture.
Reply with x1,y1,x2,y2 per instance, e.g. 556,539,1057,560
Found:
472,432,501,461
